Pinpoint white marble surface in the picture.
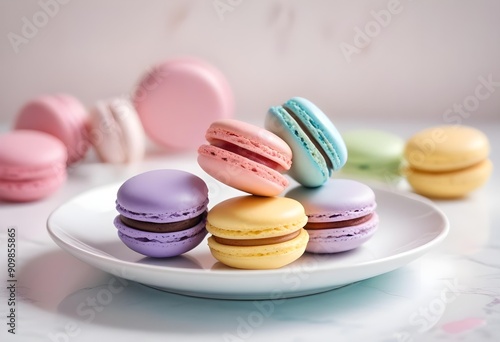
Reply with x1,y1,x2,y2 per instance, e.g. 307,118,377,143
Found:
1,119,499,342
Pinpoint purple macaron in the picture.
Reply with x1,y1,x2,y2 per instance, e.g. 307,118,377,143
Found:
114,169,209,258
286,179,379,253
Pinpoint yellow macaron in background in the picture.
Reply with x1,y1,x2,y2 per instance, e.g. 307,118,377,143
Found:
404,125,492,198
206,196,309,269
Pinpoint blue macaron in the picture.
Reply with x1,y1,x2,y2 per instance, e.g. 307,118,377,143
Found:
265,97,347,187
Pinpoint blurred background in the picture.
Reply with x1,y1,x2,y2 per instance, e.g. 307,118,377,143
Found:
1,0,499,124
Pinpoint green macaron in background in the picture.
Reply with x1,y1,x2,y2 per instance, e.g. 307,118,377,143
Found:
340,129,405,181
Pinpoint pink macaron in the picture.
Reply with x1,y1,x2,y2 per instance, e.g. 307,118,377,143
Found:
88,97,145,164
0,130,67,202
198,119,292,196
14,94,90,165
133,57,234,151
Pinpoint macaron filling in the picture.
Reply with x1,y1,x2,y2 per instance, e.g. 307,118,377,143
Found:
408,159,487,175
207,229,309,269
281,105,334,172
305,213,374,229
212,230,301,246
285,98,347,171
203,122,292,173
119,212,206,233
208,140,285,171
113,169,210,257
307,202,377,222
266,106,329,186
115,216,207,243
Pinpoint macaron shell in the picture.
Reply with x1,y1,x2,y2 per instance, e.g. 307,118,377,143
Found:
55,94,91,163
207,229,309,269
205,119,292,171
15,94,89,164
343,129,404,172
404,125,490,172
206,196,307,239
406,159,493,198
110,98,145,163
89,98,145,164
0,172,66,202
89,101,127,163
133,58,233,150
306,213,378,254
285,97,348,171
197,145,288,197
115,216,207,258
116,169,209,223
286,179,377,222
266,106,328,187
0,130,67,202
0,130,67,180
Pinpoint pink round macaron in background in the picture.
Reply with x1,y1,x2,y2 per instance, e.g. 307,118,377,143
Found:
0,130,67,202
14,94,90,165
286,179,379,253
133,57,234,151
198,119,292,196
88,97,145,164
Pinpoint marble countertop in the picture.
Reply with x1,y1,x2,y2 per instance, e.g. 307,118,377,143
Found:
1,120,499,342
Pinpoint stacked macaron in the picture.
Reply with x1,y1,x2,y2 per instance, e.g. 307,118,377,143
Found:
198,97,349,196
264,98,378,254
197,119,292,196
195,97,379,268
265,97,348,187
206,196,309,269
196,118,309,268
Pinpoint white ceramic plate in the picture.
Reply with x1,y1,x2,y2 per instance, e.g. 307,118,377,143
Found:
47,183,449,300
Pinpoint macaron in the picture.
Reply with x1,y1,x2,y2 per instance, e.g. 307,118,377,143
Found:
342,129,405,178
265,97,347,187
114,169,209,258
133,57,234,151
0,130,67,202
286,179,379,254
206,196,309,269
14,94,89,164
198,119,292,196
404,125,492,198
88,97,145,164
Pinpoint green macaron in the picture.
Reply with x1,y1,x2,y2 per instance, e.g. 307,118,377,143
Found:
342,129,404,178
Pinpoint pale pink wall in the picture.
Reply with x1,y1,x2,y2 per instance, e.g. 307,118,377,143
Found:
1,0,499,125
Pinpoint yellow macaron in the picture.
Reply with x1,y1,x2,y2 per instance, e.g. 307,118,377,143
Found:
404,125,492,198
206,196,309,269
